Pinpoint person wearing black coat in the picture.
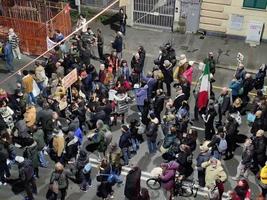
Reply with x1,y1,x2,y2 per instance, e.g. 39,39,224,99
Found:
146,113,159,154
138,46,146,71
112,32,123,58
153,89,165,123
252,130,266,170
224,115,239,159
254,64,267,90
241,73,255,104
160,60,173,97
216,88,230,126
250,111,264,136
119,125,131,166
173,86,186,111
124,166,141,200
75,150,91,191
202,104,217,140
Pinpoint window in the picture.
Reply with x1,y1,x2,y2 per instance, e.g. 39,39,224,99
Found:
243,0,267,9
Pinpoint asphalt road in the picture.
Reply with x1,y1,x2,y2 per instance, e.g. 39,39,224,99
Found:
0,23,263,200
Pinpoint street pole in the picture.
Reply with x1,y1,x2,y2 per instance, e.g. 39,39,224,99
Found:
75,0,81,14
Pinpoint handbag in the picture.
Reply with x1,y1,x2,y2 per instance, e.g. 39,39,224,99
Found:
247,113,256,123
49,180,59,194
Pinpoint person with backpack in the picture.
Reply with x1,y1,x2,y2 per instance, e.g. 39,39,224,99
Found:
15,156,37,200
146,113,159,154
207,127,227,160
47,162,69,200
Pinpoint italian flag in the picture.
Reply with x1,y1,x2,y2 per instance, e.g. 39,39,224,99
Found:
197,63,210,111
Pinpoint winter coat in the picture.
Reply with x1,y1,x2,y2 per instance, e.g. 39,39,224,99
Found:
201,160,227,188
182,66,193,84
235,67,246,80
50,171,69,190
23,142,39,169
146,118,159,142
119,131,131,149
254,68,266,90
253,136,266,164
229,80,242,97
251,117,264,135
24,106,36,127
196,151,211,171
142,76,157,98
242,77,254,97
161,66,173,84
65,136,79,160
136,85,148,106
112,36,123,53
153,95,165,114
162,133,176,149
15,120,31,138
241,145,254,168
33,129,45,151
52,132,65,157
114,93,128,114
124,167,141,200
160,161,179,191
173,93,186,111
18,159,35,182
217,93,230,115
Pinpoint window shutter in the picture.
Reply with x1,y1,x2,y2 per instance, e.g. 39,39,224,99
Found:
243,0,255,7
255,0,267,9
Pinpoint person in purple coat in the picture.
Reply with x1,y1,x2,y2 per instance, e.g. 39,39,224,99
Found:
159,161,179,200
135,81,148,114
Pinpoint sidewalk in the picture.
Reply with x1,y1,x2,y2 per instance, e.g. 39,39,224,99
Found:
91,21,267,73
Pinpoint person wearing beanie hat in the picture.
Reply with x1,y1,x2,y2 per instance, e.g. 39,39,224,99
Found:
119,125,131,165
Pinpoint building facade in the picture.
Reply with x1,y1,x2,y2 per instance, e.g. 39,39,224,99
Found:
199,0,267,41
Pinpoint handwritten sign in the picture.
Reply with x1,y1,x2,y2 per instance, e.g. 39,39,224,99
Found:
62,68,78,89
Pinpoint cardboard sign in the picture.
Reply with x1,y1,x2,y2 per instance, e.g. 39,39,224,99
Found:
62,68,78,89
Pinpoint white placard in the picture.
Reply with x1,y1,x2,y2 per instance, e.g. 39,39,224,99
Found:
230,14,244,30
246,21,264,45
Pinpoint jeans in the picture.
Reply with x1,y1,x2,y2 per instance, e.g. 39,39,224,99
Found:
121,147,131,165
27,92,36,104
137,105,144,113
235,162,249,179
12,47,21,59
0,162,11,183
131,138,139,152
212,150,222,160
120,24,126,35
37,82,44,91
5,59,14,72
147,139,157,153
39,150,48,167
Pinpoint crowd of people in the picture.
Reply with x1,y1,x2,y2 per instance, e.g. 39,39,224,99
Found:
0,10,266,200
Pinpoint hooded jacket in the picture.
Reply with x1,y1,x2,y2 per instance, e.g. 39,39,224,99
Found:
160,161,179,190
146,117,159,142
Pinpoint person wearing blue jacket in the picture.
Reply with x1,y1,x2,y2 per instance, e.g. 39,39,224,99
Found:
4,41,14,73
135,81,148,114
229,78,243,101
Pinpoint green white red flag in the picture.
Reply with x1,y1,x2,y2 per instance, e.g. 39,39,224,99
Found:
197,63,210,111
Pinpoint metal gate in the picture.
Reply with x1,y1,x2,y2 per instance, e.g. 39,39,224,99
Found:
180,0,201,33
133,0,176,30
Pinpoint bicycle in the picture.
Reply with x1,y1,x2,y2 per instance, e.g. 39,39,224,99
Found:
146,174,198,197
